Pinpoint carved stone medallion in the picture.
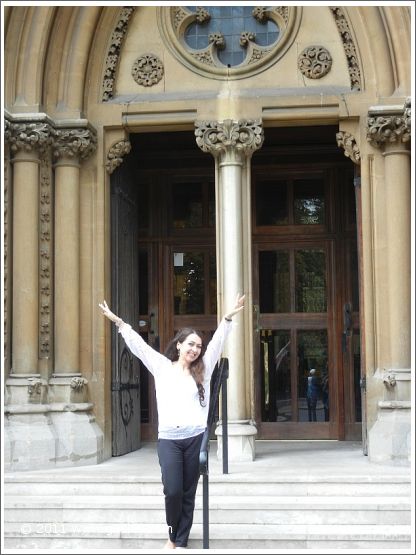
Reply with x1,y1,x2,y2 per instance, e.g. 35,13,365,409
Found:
132,54,164,87
298,46,332,79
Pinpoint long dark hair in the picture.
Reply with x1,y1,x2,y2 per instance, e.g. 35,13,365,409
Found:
165,328,206,406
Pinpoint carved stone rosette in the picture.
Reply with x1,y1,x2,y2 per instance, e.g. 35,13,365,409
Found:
336,131,360,164
106,140,132,174
52,127,97,160
298,46,332,79
367,99,411,148
131,54,164,87
195,119,264,157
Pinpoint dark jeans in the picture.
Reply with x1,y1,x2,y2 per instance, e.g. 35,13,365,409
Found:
157,432,204,547
307,397,318,421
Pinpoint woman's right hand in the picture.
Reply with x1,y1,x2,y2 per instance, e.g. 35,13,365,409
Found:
98,300,122,326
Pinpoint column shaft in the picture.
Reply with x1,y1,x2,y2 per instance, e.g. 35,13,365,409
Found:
54,160,80,373
219,158,246,420
384,148,410,367
12,152,39,373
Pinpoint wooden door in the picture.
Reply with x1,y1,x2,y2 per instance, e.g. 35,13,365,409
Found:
111,164,141,456
252,156,361,440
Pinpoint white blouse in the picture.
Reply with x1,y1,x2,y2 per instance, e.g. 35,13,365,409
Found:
118,318,233,440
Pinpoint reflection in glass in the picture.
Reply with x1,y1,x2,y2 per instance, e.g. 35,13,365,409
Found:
294,179,325,224
259,251,290,312
353,331,362,422
260,330,291,422
256,181,288,225
173,183,203,228
173,252,204,314
295,249,327,312
297,330,328,422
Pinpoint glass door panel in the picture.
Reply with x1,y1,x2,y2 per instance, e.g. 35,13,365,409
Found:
297,330,328,422
260,330,291,422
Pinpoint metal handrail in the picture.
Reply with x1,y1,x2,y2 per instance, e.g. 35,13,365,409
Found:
199,357,229,549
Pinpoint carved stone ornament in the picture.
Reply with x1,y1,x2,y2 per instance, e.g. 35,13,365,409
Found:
131,54,164,87
367,99,411,148
102,7,136,101
195,119,264,157
52,127,97,160
336,131,360,164
298,46,332,79
330,7,361,91
27,377,42,396
7,121,52,153
106,140,132,174
70,376,88,390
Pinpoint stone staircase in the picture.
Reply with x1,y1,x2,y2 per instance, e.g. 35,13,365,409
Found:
3,467,412,550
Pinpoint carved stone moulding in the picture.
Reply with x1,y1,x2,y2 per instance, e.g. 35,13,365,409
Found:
132,53,164,87
298,45,332,79
102,7,136,101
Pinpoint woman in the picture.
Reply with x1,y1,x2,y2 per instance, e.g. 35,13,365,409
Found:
99,294,245,549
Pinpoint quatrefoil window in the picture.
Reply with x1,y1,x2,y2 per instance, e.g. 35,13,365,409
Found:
184,6,280,67
158,6,301,79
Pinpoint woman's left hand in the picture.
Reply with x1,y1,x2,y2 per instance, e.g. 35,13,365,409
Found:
225,293,245,320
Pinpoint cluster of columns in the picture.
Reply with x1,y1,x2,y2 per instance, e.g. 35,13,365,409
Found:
4,112,103,470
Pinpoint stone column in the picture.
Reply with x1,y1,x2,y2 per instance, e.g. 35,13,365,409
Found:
195,119,263,461
4,116,53,470
5,118,51,404
50,125,96,394
47,125,103,467
366,98,411,465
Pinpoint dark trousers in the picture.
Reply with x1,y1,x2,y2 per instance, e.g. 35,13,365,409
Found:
307,397,318,421
157,432,204,547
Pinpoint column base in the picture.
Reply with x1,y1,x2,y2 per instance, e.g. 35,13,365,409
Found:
215,420,257,462
368,401,411,466
4,403,104,471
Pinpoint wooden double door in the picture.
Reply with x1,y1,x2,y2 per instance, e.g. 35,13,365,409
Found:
111,129,362,452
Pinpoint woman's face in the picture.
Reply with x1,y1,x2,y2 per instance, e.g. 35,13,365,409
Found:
177,333,203,364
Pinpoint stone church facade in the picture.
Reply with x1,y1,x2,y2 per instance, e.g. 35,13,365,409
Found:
3,5,412,470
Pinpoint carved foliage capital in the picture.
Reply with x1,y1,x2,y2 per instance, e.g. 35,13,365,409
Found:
195,119,264,157
6,121,52,154
52,127,97,160
367,99,411,149
336,131,360,164
106,140,132,174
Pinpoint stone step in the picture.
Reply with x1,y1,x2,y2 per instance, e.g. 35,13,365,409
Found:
4,522,412,550
4,494,410,526
4,474,411,497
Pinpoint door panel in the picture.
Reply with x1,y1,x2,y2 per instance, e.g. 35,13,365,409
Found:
253,161,360,440
111,170,141,456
